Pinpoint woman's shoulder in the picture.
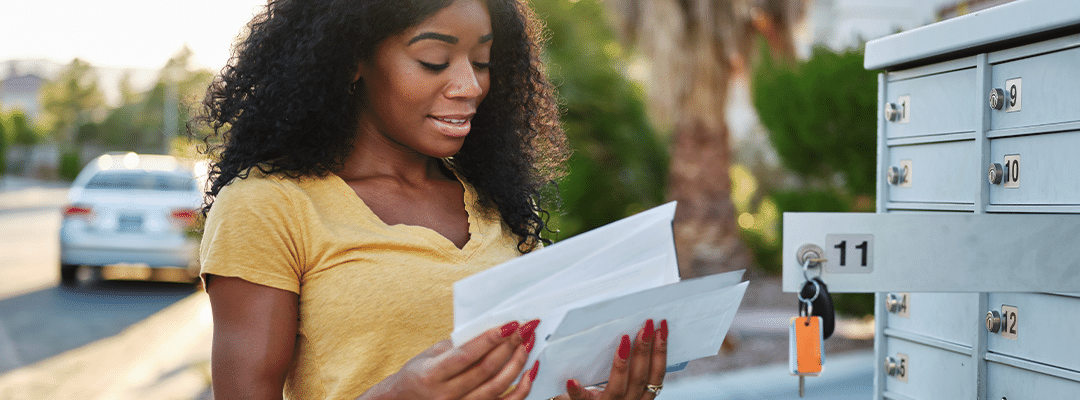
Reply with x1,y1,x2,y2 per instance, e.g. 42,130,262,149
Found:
213,167,343,213
217,168,304,202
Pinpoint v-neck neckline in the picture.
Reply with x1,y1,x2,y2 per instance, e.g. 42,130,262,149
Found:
328,169,483,258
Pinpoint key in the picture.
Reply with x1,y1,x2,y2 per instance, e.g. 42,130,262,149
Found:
789,314,823,397
799,278,836,340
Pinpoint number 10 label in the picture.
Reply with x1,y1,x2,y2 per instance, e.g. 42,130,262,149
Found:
825,234,874,273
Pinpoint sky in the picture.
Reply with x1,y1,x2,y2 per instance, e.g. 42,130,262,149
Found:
0,0,965,72
0,0,965,106
1,0,267,72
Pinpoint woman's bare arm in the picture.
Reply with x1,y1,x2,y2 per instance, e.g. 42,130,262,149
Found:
206,275,299,400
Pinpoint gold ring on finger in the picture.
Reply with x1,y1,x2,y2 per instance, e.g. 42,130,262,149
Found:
646,383,662,395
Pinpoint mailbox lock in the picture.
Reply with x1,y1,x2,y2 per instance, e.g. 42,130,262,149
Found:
796,244,825,267
986,310,1002,333
884,357,899,376
886,293,902,313
887,164,910,186
884,102,901,122
888,166,902,185
989,88,1006,110
988,163,1004,184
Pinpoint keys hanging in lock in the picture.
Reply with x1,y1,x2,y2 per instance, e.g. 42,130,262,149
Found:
790,312,823,397
798,277,836,340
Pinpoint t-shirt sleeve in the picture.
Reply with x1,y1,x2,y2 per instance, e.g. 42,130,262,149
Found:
199,176,306,294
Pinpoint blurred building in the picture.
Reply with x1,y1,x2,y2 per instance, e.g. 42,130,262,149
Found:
0,62,46,119
1,58,158,113
936,0,1016,19
809,0,959,51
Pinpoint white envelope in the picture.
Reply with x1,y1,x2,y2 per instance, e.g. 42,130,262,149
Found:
451,201,749,399
452,201,678,343
453,253,672,371
527,278,749,400
549,269,745,339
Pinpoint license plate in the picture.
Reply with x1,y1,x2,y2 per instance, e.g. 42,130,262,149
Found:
117,214,144,232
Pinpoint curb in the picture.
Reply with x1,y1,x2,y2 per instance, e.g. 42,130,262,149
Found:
0,292,213,400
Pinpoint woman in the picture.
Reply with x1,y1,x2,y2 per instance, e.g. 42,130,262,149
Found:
197,0,668,399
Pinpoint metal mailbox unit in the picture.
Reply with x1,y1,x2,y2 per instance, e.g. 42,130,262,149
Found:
782,0,1080,398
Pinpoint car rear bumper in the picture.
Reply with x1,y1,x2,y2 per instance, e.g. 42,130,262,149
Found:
60,243,197,268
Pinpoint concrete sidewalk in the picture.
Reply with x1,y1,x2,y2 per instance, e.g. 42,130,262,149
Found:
0,177,69,213
0,292,213,400
665,350,875,399
662,308,876,399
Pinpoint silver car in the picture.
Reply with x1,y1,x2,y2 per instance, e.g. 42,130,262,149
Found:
60,152,206,285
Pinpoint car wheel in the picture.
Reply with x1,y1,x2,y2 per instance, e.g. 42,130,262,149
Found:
60,264,79,286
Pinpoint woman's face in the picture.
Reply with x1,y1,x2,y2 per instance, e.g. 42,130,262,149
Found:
356,0,492,159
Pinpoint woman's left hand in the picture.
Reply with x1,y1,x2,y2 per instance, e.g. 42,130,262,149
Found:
554,319,668,400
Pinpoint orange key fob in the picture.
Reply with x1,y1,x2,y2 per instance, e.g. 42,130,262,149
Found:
789,315,823,376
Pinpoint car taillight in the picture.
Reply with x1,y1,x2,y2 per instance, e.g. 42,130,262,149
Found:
63,205,94,220
170,208,198,228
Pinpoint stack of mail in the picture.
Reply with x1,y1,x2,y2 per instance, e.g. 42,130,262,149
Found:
453,202,748,400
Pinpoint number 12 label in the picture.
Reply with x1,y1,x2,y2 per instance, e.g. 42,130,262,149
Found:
825,234,874,274
1001,305,1019,340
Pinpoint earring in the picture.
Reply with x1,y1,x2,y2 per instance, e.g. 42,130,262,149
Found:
349,79,361,95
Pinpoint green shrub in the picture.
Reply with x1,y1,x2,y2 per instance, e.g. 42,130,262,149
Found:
59,152,82,181
0,118,7,175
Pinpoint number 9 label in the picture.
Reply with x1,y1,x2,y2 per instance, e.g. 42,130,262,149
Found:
824,234,874,274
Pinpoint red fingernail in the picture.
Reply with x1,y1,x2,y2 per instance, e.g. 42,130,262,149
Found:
529,360,540,381
524,333,536,352
520,319,540,340
643,319,655,342
660,319,669,341
618,334,631,359
500,321,520,337
567,379,580,392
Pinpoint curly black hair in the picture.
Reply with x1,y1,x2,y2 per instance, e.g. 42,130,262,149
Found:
196,0,568,252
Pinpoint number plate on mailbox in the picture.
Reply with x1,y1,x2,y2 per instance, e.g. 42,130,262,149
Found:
824,234,874,273
1001,305,1019,340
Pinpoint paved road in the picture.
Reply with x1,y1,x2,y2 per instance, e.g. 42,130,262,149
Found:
0,180,197,375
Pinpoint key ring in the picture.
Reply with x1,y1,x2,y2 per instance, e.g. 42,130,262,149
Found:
798,277,821,304
800,300,814,322
802,258,823,281
798,278,820,326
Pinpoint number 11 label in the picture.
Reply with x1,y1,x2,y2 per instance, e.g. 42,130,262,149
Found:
825,234,874,274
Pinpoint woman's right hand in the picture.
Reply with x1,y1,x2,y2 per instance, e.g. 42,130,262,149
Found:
363,320,541,400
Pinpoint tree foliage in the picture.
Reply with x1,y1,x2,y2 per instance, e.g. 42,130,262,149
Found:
0,115,6,174
531,0,669,240
6,111,42,146
39,58,106,146
80,47,213,154
752,45,878,196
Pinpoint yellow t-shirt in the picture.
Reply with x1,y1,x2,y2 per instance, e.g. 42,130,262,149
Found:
199,170,523,399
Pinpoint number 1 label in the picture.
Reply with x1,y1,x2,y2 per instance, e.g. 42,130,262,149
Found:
825,234,874,274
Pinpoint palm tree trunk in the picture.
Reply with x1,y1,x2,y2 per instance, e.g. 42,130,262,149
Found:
605,0,804,277
668,116,754,277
